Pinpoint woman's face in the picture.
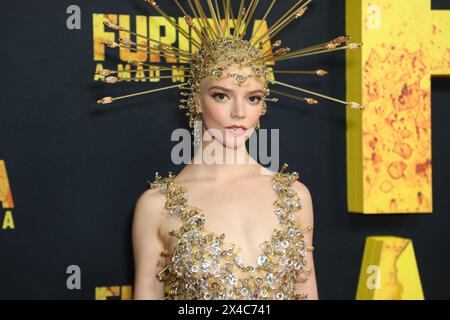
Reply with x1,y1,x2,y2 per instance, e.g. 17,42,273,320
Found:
195,64,266,149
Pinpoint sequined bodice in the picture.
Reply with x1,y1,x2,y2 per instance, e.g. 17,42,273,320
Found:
148,164,313,300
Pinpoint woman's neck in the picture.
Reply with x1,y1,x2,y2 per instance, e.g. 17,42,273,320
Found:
188,130,263,181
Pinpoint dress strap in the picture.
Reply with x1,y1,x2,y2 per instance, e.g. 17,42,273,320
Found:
147,171,202,224
271,163,303,225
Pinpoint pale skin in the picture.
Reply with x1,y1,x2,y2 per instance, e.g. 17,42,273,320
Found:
132,64,318,300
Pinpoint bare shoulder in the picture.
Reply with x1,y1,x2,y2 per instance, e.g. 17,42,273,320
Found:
133,187,167,230
291,180,313,202
291,179,314,227
135,187,166,211
132,186,168,299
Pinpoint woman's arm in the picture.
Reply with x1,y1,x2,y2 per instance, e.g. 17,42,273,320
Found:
292,181,319,300
132,189,166,300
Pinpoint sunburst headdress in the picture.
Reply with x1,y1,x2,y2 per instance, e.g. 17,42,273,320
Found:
96,0,364,129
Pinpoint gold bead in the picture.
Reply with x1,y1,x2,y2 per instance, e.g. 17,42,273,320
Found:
315,69,328,76
97,96,115,104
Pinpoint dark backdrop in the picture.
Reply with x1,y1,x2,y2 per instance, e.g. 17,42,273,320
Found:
0,0,449,299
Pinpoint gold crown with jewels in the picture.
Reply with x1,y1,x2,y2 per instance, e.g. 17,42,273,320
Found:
96,0,365,128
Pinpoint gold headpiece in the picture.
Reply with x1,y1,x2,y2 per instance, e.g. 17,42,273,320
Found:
96,0,365,128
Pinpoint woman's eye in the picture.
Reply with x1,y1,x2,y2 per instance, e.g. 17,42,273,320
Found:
249,96,263,104
212,93,228,101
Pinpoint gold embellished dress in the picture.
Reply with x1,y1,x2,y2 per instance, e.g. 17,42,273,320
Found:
148,164,314,300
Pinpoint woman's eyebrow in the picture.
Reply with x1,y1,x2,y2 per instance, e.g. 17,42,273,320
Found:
247,89,265,95
207,85,264,95
208,85,232,92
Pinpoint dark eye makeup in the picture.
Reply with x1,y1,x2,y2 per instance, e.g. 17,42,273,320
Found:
210,92,263,104
211,92,228,101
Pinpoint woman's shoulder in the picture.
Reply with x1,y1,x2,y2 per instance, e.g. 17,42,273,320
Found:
277,162,311,196
134,171,173,222
276,162,314,225
287,171,314,227
135,187,165,211
291,179,312,200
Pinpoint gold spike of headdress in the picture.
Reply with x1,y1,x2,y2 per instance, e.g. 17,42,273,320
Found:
96,0,365,129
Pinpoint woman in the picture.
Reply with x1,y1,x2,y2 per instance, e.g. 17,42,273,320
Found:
131,60,318,300
96,0,362,301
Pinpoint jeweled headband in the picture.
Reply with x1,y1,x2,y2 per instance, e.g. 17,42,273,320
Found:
96,0,365,129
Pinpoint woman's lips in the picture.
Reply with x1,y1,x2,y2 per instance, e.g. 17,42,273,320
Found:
226,125,247,137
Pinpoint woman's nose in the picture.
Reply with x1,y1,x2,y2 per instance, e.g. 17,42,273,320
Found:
230,100,246,119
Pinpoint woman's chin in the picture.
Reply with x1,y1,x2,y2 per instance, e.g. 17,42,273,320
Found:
223,137,247,149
